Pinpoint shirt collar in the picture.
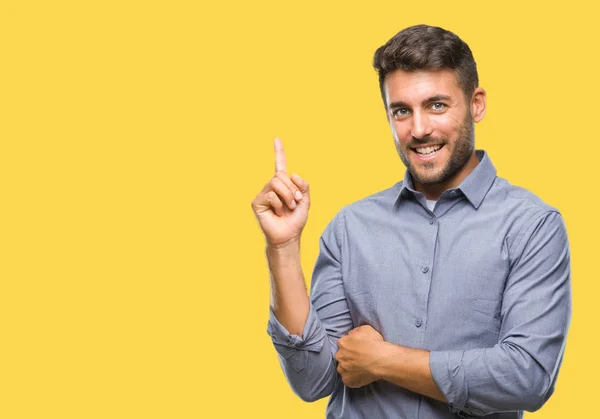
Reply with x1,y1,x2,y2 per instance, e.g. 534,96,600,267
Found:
395,150,497,209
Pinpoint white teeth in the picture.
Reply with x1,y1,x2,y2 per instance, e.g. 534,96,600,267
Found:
415,145,442,155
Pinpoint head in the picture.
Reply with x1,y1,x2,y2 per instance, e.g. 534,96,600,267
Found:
372,25,486,192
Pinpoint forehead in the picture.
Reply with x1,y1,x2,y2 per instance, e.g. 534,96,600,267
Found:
384,68,462,105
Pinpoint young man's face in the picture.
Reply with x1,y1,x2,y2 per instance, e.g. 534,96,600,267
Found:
384,68,483,188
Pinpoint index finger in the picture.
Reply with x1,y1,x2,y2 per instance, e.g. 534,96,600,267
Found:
274,137,287,173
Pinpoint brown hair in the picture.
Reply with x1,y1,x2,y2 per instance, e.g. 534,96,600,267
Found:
373,25,479,106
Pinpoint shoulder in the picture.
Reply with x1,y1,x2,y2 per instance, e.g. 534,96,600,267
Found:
491,176,556,210
340,181,403,218
487,175,559,219
487,176,566,255
322,181,403,239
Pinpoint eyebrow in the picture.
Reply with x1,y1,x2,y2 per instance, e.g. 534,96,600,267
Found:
388,95,452,109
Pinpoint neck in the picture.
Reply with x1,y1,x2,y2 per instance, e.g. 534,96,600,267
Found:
415,151,480,200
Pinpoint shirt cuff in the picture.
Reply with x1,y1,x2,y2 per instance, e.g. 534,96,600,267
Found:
430,350,471,416
267,304,326,372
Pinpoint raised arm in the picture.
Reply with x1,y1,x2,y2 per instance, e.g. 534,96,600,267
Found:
252,139,353,401
251,138,311,335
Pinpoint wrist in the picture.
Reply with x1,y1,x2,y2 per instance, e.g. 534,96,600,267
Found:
266,237,301,254
371,341,404,381
266,238,302,278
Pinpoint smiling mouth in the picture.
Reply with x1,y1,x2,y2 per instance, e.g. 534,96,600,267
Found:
412,144,444,157
413,144,444,156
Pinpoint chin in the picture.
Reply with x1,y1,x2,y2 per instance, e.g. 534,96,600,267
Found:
414,174,443,185
411,166,448,185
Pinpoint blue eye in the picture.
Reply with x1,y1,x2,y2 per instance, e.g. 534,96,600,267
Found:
393,108,410,118
432,103,446,111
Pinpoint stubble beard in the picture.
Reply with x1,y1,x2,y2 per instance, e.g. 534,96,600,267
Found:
395,112,475,185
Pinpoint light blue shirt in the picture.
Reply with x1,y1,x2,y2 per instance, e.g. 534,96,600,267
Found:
267,150,571,418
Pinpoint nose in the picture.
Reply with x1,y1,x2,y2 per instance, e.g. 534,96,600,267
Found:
411,110,433,140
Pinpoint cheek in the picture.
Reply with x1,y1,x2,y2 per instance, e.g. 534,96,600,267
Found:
433,115,463,139
390,122,411,145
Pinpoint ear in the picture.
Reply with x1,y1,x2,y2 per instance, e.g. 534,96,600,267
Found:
470,87,487,123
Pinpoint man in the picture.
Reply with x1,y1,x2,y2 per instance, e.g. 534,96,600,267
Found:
251,24,571,418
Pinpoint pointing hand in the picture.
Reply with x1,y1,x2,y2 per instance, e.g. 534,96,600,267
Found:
251,138,311,248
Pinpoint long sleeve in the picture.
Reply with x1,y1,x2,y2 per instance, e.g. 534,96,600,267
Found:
429,211,572,417
267,212,354,402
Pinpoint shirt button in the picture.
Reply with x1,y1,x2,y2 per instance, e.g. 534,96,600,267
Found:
429,218,435,225
415,319,422,328
421,266,429,273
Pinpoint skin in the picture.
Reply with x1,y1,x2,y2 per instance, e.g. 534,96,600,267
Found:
251,138,311,336
385,68,486,200
251,68,487,402
335,325,444,401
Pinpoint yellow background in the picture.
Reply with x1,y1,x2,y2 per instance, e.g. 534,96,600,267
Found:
1,1,597,417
